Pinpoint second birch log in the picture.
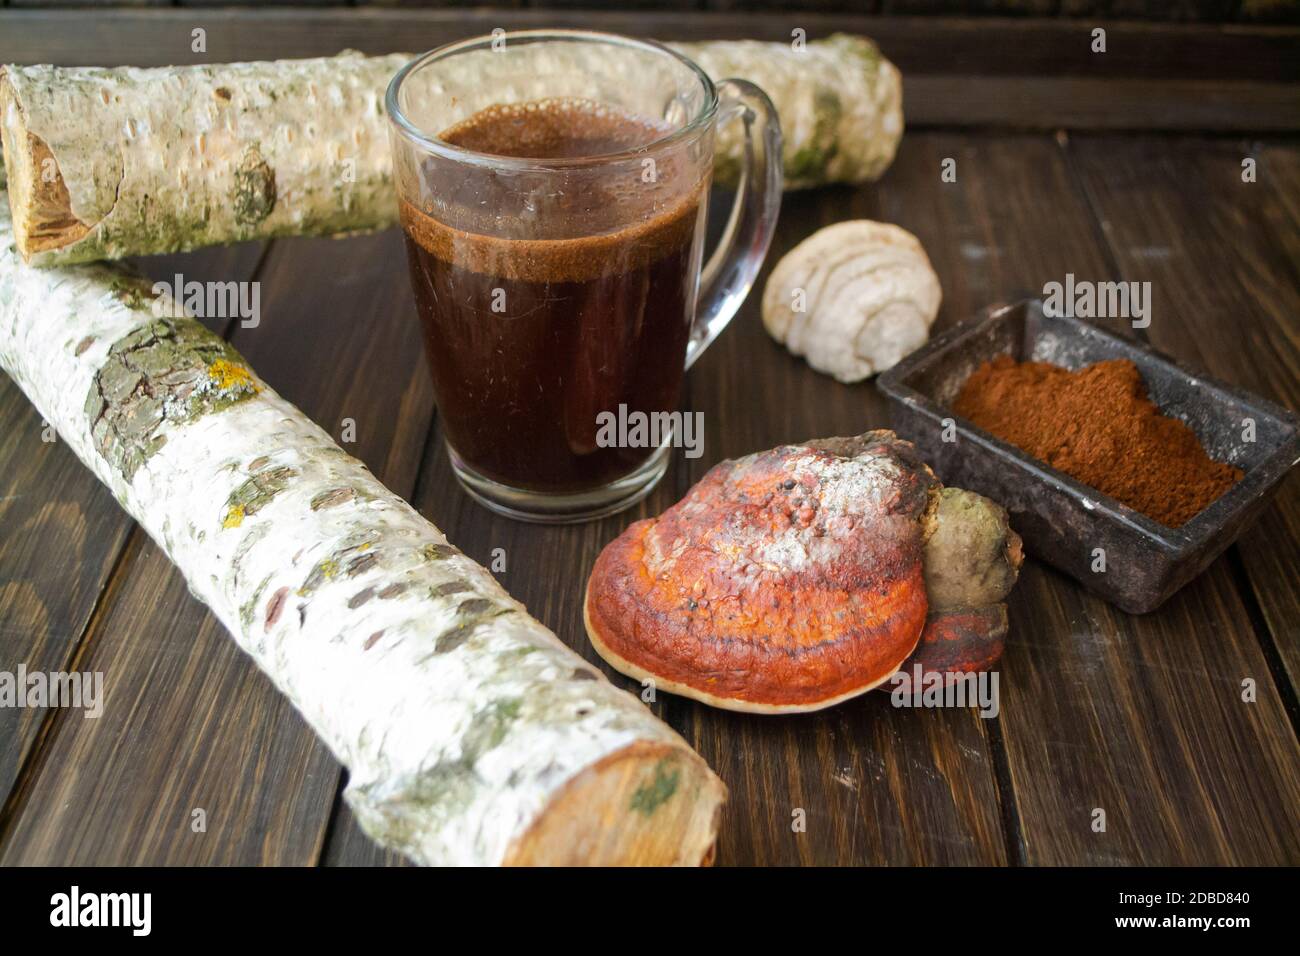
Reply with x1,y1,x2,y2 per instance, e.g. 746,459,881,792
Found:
0,189,724,866
1,35,902,266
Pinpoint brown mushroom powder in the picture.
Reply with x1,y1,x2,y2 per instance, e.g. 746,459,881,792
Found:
953,356,1243,527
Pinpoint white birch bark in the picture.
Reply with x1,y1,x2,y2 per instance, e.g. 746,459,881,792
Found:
2,35,901,266
0,191,724,866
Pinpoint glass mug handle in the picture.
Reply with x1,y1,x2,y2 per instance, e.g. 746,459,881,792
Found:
685,78,784,370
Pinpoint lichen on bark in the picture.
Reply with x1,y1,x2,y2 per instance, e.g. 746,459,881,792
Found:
85,317,259,481
224,464,296,529
787,89,843,182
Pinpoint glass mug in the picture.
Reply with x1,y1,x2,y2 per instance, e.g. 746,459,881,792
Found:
387,30,782,522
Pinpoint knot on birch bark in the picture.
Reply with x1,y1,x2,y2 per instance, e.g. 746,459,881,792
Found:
233,145,276,228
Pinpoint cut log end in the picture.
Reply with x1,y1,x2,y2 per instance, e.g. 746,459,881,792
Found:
0,76,89,261
504,740,725,866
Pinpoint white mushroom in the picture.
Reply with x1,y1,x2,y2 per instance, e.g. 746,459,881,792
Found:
761,220,942,383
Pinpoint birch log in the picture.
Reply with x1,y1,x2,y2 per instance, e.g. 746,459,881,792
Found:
0,53,409,267
0,190,725,866
1,35,901,266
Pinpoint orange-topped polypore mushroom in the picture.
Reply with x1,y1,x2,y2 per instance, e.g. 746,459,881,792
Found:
584,431,1022,713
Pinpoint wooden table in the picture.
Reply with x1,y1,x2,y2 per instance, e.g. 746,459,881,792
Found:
1,9,1298,866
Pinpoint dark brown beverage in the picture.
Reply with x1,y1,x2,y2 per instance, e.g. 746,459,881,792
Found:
400,99,705,493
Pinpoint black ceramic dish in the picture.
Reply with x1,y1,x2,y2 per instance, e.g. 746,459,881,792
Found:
877,299,1300,614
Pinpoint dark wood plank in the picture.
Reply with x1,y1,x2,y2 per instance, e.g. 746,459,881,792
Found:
176,1,349,7
705,0,882,12
2,9,1293,82
1057,0,1237,20
0,533,344,865
8,1,169,7
359,0,524,7
0,230,433,864
1066,134,1300,693
0,0,1257,18
901,130,1300,864
1248,141,1300,689
904,75,1300,132
1238,0,1300,23
0,375,133,815
0,10,1295,130
530,0,692,9
883,0,1060,14
4,9,1295,82
0,242,264,840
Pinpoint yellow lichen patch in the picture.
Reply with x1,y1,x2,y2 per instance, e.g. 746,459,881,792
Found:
297,558,339,597
208,359,258,393
223,504,245,529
